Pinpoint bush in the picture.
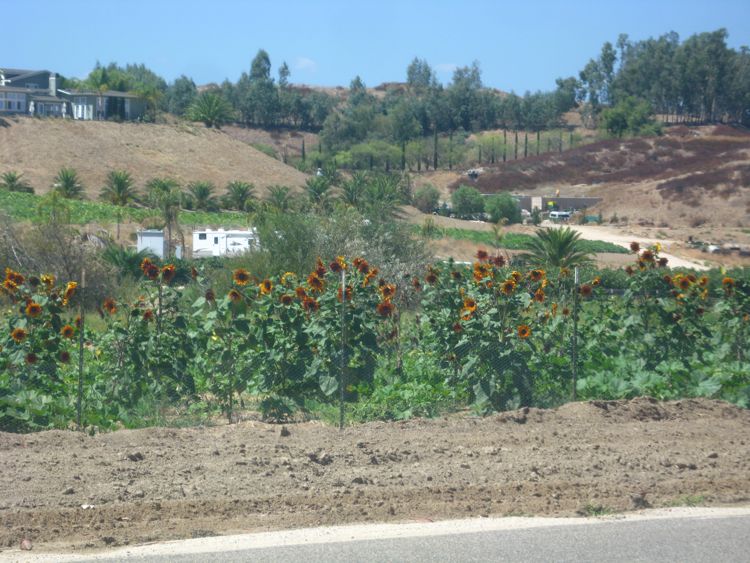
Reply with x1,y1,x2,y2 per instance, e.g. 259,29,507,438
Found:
484,193,521,224
451,185,484,218
413,184,440,213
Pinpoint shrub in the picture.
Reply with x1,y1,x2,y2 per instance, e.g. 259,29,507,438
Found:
451,185,484,218
413,184,441,213
485,193,521,224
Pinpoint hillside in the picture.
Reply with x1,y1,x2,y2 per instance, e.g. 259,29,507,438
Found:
448,125,750,228
0,116,310,198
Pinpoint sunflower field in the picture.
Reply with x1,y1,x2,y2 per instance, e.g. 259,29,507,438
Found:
1,244,748,431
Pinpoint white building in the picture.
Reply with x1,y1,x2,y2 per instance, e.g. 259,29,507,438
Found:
192,228,259,258
136,230,167,259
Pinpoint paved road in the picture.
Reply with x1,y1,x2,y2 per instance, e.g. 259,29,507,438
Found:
8,507,750,563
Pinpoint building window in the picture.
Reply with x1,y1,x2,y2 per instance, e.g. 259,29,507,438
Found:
198,233,207,240
214,237,219,245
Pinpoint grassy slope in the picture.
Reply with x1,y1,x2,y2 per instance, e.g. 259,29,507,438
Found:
0,117,310,199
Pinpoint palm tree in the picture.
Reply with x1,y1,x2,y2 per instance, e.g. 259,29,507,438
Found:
187,181,219,211
100,169,137,240
146,177,182,257
0,171,34,193
223,180,256,211
187,92,233,129
53,167,84,199
523,227,593,269
341,171,367,208
305,176,333,209
266,185,293,211
102,244,155,280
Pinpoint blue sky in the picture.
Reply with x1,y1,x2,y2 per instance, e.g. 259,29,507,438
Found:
5,0,750,92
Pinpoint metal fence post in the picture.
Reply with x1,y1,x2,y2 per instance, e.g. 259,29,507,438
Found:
339,268,346,431
571,267,579,401
76,269,85,429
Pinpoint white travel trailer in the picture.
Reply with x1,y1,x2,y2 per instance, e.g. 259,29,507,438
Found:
192,228,259,258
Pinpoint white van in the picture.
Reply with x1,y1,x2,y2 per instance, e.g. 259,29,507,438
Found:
549,211,571,221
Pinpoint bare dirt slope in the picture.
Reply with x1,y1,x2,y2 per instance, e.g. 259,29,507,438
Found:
447,125,750,228
0,117,309,197
1,398,748,554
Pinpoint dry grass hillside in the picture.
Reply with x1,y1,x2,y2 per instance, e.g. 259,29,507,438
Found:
0,116,310,198
447,125,750,228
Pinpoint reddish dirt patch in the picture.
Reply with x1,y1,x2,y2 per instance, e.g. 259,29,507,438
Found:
1,398,748,554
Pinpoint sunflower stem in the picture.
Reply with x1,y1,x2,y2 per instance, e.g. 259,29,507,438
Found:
76,269,85,429
339,268,346,431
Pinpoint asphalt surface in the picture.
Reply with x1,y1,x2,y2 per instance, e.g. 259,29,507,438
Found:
6,508,750,563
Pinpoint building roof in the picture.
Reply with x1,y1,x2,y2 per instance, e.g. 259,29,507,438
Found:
0,86,34,93
66,90,142,99
0,68,51,79
29,95,64,103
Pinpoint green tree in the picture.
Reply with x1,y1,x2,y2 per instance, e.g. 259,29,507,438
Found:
305,176,333,209
187,181,219,211
413,184,440,213
165,75,197,116
266,185,293,211
52,167,84,199
223,181,256,211
0,171,33,193
484,193,521,224
451,185,484,218
341,172,368,207
523,226,593,269
146,178,182,257
600,96,660,137
100,169,138,240
188,92,233,128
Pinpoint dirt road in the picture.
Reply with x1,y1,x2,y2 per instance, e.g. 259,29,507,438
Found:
1,398,748,554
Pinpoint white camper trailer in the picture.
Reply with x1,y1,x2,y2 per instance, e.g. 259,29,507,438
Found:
192,228,259,258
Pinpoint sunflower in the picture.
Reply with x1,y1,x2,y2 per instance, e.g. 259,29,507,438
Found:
5,269,24,285
61,325,75,339
476,249,489,262
529,269,545,282
102,298,117,315
2,278,18,293
517,325,532,339
461,310,473,321
722,277,735,292
591,276,601,286
143,263,159,280
658,257,669,267
233,268,251,286
452,322,463,333
491,255,506,267
451,270,462,281
295,286,307,300
140,257,153,272
412,278,422,291
307,273,324,292
699,276,709,287
25,302,42,318
376,300,395,317
302,296,319,313
501,279,516,296
28,276,40,288
363,270,378,287
59,351,71,364
11,327,27,343
281,272,297,286
143,309,154,322
559,267,571,278
463,297,477,313
562,307,571,316
191,266,199,280
205,288,216,302
533,289,545,303
161,264,176,284
315,258,327,277
677,277,691,291
579,284,593,297
25,353,38,365
511,271,522,283
329,259,343,273
337,286,353,302
630,241,640,253
473,262,492,283
641,249,654,262
259,279,273,295
280,294,294,306
354,257,369,274
74,315,82,328
663,274,672,285
687,273,697,283
425,271,438,285
380,283,397,300
228,289,242,303
41,274,55,290
551,302,558,316
625,266,634,276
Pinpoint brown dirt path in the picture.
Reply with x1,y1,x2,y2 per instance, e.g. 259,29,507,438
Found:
1,398,748,554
